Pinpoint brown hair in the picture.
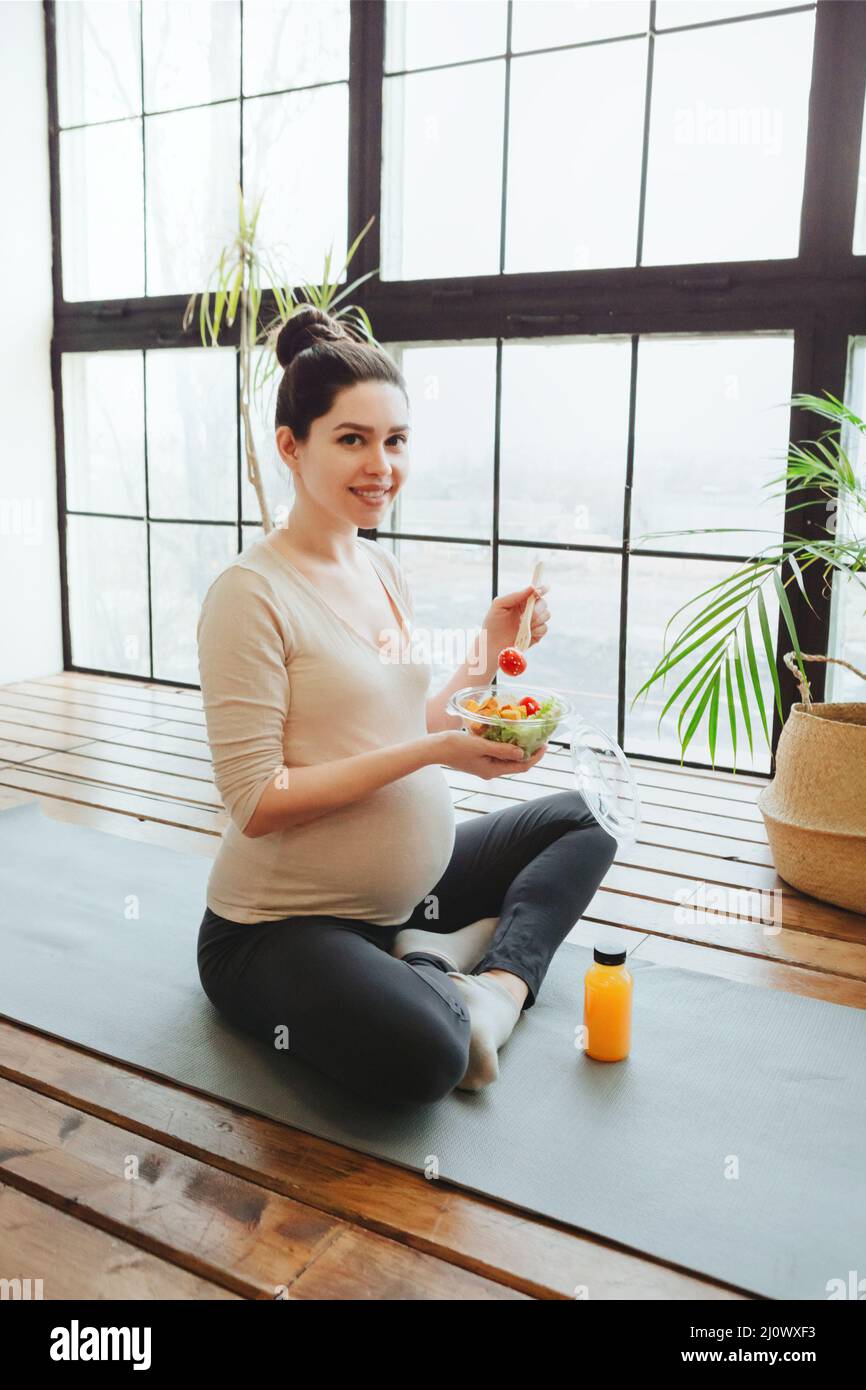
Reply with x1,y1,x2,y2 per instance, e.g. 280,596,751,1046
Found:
274,306,408,443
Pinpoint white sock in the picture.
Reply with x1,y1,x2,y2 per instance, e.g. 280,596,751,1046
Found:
446,972,523,1092
391,916,500,975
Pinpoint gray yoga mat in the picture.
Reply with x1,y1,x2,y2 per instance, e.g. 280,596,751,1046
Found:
1,799,865,1301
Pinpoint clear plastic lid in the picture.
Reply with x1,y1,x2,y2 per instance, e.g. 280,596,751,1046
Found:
570,718,641,844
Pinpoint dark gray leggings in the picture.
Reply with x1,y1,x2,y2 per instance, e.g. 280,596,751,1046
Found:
197,790,617,1107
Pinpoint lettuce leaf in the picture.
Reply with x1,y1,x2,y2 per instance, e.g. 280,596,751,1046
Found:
477,696,563,757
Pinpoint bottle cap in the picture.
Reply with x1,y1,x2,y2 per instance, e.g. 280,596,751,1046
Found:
593,942,626,966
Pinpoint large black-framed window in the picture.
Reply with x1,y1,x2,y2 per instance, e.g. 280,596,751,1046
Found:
46,0,866,774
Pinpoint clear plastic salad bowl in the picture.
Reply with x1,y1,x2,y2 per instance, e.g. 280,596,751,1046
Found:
445,684,571,759
445,683,642,845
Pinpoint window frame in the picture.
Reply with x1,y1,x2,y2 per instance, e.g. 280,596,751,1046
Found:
45,0,866,772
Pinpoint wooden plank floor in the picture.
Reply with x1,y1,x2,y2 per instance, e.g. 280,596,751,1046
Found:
1,669,864,1301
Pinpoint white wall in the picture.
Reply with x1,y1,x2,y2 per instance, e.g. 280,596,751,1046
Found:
0,0,61,684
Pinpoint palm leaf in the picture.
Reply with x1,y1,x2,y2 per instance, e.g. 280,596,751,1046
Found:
784,548,813,609
743,608,770,744
227,262,244,324
771,567,807,690
654,558,776,656
213,286,227,342
732,635,753,756
676,648,725,739
724,651,737,773
651,633,731,729
757,585,784,722
248,190,265,240
707,668,721,766
352,304,376,341
630,610,746,702
328,265,380,310
679,674,718,763
329,213,375,287
670,573,768,652
791,390,865,432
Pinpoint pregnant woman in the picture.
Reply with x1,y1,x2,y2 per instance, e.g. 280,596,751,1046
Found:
196,305,618,1105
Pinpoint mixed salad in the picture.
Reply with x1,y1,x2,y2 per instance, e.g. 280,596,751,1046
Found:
462,691,563,758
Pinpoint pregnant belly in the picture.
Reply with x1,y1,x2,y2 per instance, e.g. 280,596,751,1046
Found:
288,763,456,924
213,762,457,927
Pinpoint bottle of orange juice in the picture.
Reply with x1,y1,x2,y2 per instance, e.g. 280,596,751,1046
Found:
583,942,632,1062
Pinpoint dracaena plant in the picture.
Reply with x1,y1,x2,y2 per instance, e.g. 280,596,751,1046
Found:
629,391,866,770
182,183,379,532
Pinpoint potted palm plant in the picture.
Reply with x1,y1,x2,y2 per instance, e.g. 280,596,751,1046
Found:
182,183,379,532
630,391,866,913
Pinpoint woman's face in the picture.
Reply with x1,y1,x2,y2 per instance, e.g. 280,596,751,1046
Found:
276,381,410,526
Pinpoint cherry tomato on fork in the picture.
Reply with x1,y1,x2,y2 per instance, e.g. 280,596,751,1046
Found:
498,646,527,676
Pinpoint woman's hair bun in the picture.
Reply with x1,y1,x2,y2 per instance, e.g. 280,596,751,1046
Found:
275,306,347,370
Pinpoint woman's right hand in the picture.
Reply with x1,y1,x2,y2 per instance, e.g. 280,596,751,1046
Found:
434,729,548,780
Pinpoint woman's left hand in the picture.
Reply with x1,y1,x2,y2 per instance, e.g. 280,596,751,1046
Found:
480,583,550,669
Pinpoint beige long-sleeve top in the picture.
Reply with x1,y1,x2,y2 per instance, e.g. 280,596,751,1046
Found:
196,532,456,926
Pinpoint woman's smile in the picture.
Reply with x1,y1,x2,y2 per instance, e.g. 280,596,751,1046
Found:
348,484,394,507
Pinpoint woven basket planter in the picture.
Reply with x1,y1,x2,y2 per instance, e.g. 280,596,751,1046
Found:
756,654,866,915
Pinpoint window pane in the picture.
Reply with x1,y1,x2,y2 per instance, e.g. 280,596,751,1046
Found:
244,86,348,287
642,9,815,265
378,538,492,692
142,0,240,112
146,348,237,521
385,0,507,72
500,338,631,544
828,572,866,705
626,554,777,771
511,0,649,49
62,352,145,516
382,61,504,280
56,0,141,127
145,102,240,296
243,0,349,95
66,515,150,675
498,544,622,737
854,87,866,255
382,342,496,541
506,42,647,273
631,334,793,558
827,337,866,702
242,345,295,526
60,121,144,300
151,522,238,682
656,1,806,26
